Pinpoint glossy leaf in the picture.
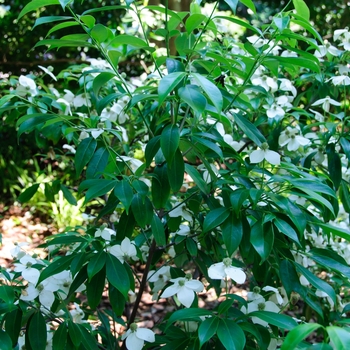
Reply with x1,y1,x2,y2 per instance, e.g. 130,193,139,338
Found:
280,259,303,297
0,286,14,304
293,0,310,21
60,184,77,206
87,251,106,280
185,164,209,194
17,114,56,139
106,254,130,298
84,179,117,203
86,147,110,179
68,321,81,347
326,143,342,189
92,72,116,98
221,214,243,256
166,309,213,328
178,85,207,113
17,183,39,203
75,137,97,177
38,255,76,284
151,214,166,246
3,308,22,347
203,207,230,233
33,15,72,28
131,194,153,228
274,217,300,246
250,220,274,263
87,267,106,309
233,112,266,146
167,148,185,192
109,285,126,316
158,72,186,106
198,316,219,348
281,323,322,350
249,311,298,330
53,322,68,350
145,136,161,167
166,58,185,73
326,326,350,349
217,319,245,350
223,0,238,14
0,330,12,350
160,125,180,167
28,312,47,350
114,179,134,213
18,0,60,20
152,164,171,209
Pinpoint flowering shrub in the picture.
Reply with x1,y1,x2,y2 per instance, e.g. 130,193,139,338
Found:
1,0,350,349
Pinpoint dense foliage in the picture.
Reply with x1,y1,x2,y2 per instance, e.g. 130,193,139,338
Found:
1,0,350,349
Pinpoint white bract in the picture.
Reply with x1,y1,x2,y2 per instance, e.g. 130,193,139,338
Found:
95,227,116,241
161,274,204,308
250,143,280,165
148,265,171,293
17,75,37,96
13,255,41,284
109,237,138,263
278,127,310,151
311,96,341,112
208,258,246,284
122,324,155,350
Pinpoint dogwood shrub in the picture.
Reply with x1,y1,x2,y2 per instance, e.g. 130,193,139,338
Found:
1,0,350,349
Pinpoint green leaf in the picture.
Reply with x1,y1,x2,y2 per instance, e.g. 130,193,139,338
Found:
213,15,261,35
75,137,97,177
340,137,350,162
90,24,110,44
233,112,266,146
59,0,73,9
114,179,134,213
34,39,93,49
250,220,274,263
87,251,106,280
86,267,106,309
28,312,47,350
198,317,219,348
109,35,152,51
178,85,207,113
273,16,290,31
185,14,207,34
310,248,350,279
38,255,75,284
166,309,213,329
106,254,130,298
293,0,310,21
239,0,256,13
217,319,245,350
79,324,99,350
93,72,116,98
249,311,298,330
131,194,153,228
46,21,80,36
151,215,166,246
221,214,243,256
326,326,350,349
18,0,60,20
185,164,209,194
203,207,230,233
68,321,81,347
192,135,223,159
192,73,223,112
86,147,110,179
60,185,77,206
85,179,117,203
0,286,14,303
223,0,238,14
18,184,40,203
281,323,323,350
145,136,160,167
17,114,56,139
152,164,171,209
326,143,342,189
109,286,126,316
0,330,12,350
158,72,186,106
294,263,337,305
160,124,180,166
166,58,185,73
316,222,350,241
167,149,185,192
52,322,68,350
3,308,22,347
32,16,72,29
274,217,300,246
280,259,303,298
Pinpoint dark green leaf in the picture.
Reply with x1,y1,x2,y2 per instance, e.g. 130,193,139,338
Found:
178,85,207,114
185,164,209,194
250,220,274,263
38,255,76,284
158,72,186,106
161,124,180,166
221,214,243,256
85,179,117,203
86,147,109,179
106,254,130,298
32,15,72,29
0,330,12,350
114,179,134,213
86,267,106,309
234,112,266,146
217,319,245,350
274,217,300,246
87,251,106,280
152,164,171,209
0,286,14,304
18,184,40,203
68,321,81,347
280,259,303,298
53,322,68,350
116,210,135,239
3,308,22,347
166,309,213,329
93,72,116,98
60,185,77,206
198,316,219,348
203,207,230,233
75,137,97,177
151,215,166,246
109,285,126,316
326,143,342,189
249,311,298,330
131,194,153,228
166,58,185,73
28,312,47,350
340,137,350,162
145,136,160,167
167,148,185,192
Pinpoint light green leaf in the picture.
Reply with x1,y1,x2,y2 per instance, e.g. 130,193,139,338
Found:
213,15,261,35
203,207,230,233
34,39,93,50
47,21,80,36
160,124,180,166
223,0,238,14
28,312,47,350
192,73,223,112
293,0,310,21
33,16,72,29
59,0,73,10
158,72,186,106
281,323,323,350
217,319,245,350
239,0,256,13
18,0,60,20
151,215,166,246
75,137,97,177
185,14,207,34
326,326,350,349
109,35,150,49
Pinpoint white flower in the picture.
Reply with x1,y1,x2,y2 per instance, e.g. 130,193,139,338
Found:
247,35,268,48
109,237,138,263
279,78,297,97
17,75,37,96
262,286,288,305
95,227,116,241
311,96,341,113
161,274,204,308
328,75,350,86
10,242,29,259
117,156,143,172
241,297,280,327
252,75,278,92
62,144,76,154
309,108,324,122
334,28,350,42
101,102,129,124
56,98,72,116
250,143,280,165
63,89,75,104
148,266,171,293
198,163,218,183
79,131,90,141
208,258,246,284
175,224,190,236
314,43,342,58
122,324,155,350
73,93,91,108
316,289,335,309
168,202,193,223
278,127,310,151
264,103,285,118
281,49,298,58
13,255,41,284
70,303,86,323
91,128,104,139
38,65,57,81
86,58,112,70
